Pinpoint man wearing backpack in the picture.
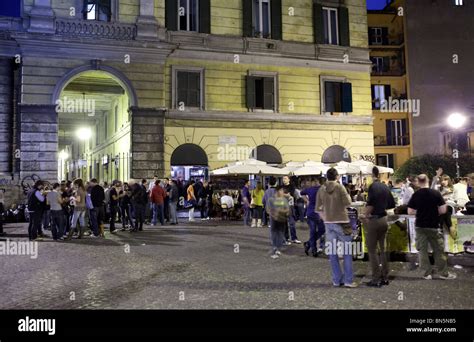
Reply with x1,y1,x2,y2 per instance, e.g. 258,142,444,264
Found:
27,180,45,241
267,186,290,259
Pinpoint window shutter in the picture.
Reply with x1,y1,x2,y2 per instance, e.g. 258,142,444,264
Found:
371,85,376,109
263,77,275,110
199,0,211,33
382,27,389,45
243,0,253,37
165,0,178,31
386,120,393,146
383,57,390,72
313,2,324,44
338,7,350,46
271,0,282,40
402,119,409,145
341,82,353,112
324,81,336,113
384,85,391,100
187,72,200,107
388,154,394,168
368,27,375,44
246,76,257,109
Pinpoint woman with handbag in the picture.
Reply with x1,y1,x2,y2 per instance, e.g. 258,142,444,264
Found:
251,182,265,228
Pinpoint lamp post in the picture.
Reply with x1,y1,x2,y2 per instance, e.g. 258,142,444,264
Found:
76,127,91,178
447,113,467,178
58,149,69,181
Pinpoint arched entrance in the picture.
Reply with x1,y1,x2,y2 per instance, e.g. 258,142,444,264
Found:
54,66,136,183
250,144,282,165
170,144,209,182
321,145,351,164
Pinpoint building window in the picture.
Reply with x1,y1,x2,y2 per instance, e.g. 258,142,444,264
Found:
369,27,388,45
178,0,199,32
322,7,339,45
246,74,277,111
104,115,108,140
386,119,409,146
83,0,111,21
173,68,204,110
371,85,391,109
114,105,118,132
370,56,390,74
322,80,353,114
253,0,271,38
95,125,99,146
376,154,394,169
455,0,464,6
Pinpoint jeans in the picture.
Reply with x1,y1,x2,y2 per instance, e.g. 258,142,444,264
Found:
270,220,286,253
285,207,298,240
28,210,42,240
200,199,208,218
364,216,389,282
71,209,86,229
307,213,326,252
133,203,145,230
42,209,50,230
415,227,448,277
325,223,354,285
152,203,165,225
164,197,170,222
120,204,133,228
50,210,65,240
243,205,251,226
89,208,100,236
169,201,178,224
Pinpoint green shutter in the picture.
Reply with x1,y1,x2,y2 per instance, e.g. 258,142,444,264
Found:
263,77,275,110
384,85,391,100
246,76,257,109
382,27,389,45
338,7,350,46
313,2,324,44
341,82,353,112
271,0,282,40
187,72,200,107
386,120,393,145
177,71,187,107
243,0,253,37
199,0,211,33
165,0,178,31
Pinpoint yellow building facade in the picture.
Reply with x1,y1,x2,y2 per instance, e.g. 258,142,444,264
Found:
368,0,412,170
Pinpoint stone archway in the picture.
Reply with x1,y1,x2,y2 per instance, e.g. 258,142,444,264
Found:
321,145,351,164
250,144,283,165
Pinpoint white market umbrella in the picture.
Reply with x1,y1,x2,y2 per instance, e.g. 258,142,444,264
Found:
210,159,288,176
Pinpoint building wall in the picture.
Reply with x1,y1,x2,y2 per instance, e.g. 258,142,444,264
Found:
405,0,474,155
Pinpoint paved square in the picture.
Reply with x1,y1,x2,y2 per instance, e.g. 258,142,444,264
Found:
1,221,473,309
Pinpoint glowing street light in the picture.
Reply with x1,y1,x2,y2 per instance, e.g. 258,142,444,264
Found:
447,113,467,130
76,127,92,141
447,113,467,178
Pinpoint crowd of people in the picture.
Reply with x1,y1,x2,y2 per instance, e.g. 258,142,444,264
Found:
18,165,471,287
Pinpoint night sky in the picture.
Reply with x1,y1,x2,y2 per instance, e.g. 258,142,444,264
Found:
0,0,391,17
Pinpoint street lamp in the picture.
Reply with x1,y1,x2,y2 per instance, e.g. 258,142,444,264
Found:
447,113,467,178
58,149,69,181
76,127,92,141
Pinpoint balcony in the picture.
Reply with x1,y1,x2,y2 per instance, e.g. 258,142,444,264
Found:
370,34,404,48
372,66,406,76
55,18,137,40
374,135,410,147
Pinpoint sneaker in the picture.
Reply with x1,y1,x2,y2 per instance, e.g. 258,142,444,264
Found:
423,274,433,280
333,282,344,287
201,218,206,221
275,250,282,255
270,254,279,259
284,241,292,246
344,282,358,288
291,239,302,244
439,272,457,280
303,242,310,256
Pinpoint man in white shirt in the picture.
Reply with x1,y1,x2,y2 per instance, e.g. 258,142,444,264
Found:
220,191,234,209
453,177,469,207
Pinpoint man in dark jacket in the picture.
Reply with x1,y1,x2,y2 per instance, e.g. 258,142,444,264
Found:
89,178,105,237
168,179,179,225
27,180,45,241
131,180,148,231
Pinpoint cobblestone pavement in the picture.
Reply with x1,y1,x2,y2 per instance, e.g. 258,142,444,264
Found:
1,220,473,310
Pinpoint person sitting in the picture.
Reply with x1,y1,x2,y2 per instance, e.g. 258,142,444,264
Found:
220,191,234,209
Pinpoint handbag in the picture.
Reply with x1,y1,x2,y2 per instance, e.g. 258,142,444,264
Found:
250,191,256,208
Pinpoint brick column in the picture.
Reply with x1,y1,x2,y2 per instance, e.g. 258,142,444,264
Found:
0,58,13,173
136,0,159,40
130,107,165,179
19,104,58,183
28,0,55,34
